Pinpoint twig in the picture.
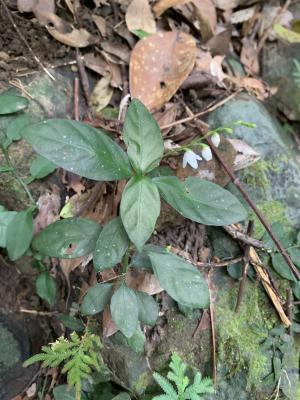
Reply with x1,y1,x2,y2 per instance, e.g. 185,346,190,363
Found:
18,308,58,316
74,77,80,121
223,224,266,250
235,221,254,312
196,256,244,268
160,91,239,130
257,0,292,53
208,271,217,387
195,121,300,281
76,50,90,105
0,0,55,81
286,288,293,335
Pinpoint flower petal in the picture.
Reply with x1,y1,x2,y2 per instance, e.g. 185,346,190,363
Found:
201,146,212,161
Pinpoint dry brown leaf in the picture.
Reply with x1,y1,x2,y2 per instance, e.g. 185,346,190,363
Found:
126,0,156,33
64,0,81,15
229,6,256,24
227,138,260,171
17,0,55,25
126,270,162,295
212,0,239,10
60,170,86,193
103,306,118,337
191,0,217,41
153,0,187,17
101,41,130,63
93,14,107,37
154,103,178,134
206,26,232,55
34,192,61,234
240,37,259,75
90,73,113,114
60,191,91,218
210,55,226,82
60,255,91,281
230,76,269,101
46,25,94,48
130,31,196,111
83,53,109,76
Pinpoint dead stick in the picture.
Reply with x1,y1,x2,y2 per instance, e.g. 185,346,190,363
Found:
195,121,300,281
235,221,254,312
223,224,266,250
0,0,55,81
74,77,80,121
76,50,90,104
286,288,293,335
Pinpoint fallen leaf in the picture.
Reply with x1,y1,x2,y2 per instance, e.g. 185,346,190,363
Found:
212,0,239,10
130,31,196,111
64,0,81,15
229,6,256,24
83,53,109,76
90,73,113,114
154,103,178,134
126,270,162,295
210,55,226,82
227,138,260,171
60,191,91,218
240,37,259,74
101,41,130,63
273,24,300,44
126,0,156,34
103,306,118,337
60,170,86,194
153,0,187,17
46,25,95,48
17,0,55,25
60,254,92,281
230,76,269,101
93,14,107,37
191,0,217,41
34,192,61,234
207,26,233,55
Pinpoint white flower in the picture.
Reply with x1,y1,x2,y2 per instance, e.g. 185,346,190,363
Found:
183,150,202,169
211,133,220,147
201,145,212,161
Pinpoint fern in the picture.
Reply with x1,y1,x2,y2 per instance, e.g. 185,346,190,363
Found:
24,331,104,400
292,59,300,88
153,353,214,400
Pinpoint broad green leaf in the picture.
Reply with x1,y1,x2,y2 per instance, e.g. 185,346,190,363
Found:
6,209,33,260
53,385,76,400
271,253,296,282
148,166,173,178
0,95,29,115
93,217,130,271
153,176,247,225
80,283,113,315
6,114,31,141
110,284,139,337
22,119,132,181
58,314,85,332
29,155,56,180
123,99,163,174
287,247,300,269
146,246,209,308
112,393,131,400
262,222,296,250
36,271,56,306
130,250,153,270
32,218,102,259
120,176,160,250
124,325,145,353
135,291,158,326
293,281,300,299
0,207,17,247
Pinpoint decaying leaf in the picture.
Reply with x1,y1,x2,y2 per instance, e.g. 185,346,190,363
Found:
210,55,226,82
46,25,95,48
34,192,61,234
130,31,196,110
101,41,130,63
227,138,260,171
17,0,55,25
103,306,118,337
212,0,239,10
229,6,256,24
126,270,162,295
90,73,113,114
60,254,92,281
153,0,187,16
93,14,107,37
60,191,91,218
191,0,217,41
230,76,269,101
240,37,259,74
154,103,178,133
125,0,156,34
83,53,109,76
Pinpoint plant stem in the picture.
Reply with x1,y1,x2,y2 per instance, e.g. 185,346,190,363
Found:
0,144,36,205
122,251,129,275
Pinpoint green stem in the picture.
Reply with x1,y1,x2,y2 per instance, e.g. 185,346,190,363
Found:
0,143,36,205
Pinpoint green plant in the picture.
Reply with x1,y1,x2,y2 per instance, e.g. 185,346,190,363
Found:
153,352,214,400
292,59,300,88
16,98,247,339
24,331,104,400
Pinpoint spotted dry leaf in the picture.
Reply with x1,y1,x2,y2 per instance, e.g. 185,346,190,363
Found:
130,31,196,111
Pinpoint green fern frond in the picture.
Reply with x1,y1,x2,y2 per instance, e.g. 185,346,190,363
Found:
292,59,300,88
24,331,104,400
153,353,214,400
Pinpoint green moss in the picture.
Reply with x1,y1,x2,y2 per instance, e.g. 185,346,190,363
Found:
216,283,272,391
249,200,290,239
240,160,272,189
132,371,153,396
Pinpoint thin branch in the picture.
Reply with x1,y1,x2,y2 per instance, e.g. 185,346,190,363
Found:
195,120,300,281
223,224,266,250
0,0,55,81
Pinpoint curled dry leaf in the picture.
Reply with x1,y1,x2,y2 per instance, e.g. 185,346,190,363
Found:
125,0,156,34
101,41,130,63
46,25,95,48
130,31,197,111
93,14,107,37
227,138,260,171
90,73,113,114
126,270,163,295
17,0,55,25
191,0,217,41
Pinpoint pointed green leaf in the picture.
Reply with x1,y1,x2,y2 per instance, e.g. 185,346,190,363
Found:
146,246,209,308
153,373,177,398
112,393,131,400
271,253,297,282
32,218,102,259
93,217,130,271
36,271,56,306
6,209,33,260
22,119,132,181
29,155,56,180
0,207,17,247
58,314,85,332
80,283,113,315
123,99,164,174
153,176,247,225
6,113,32,142
121,176,160,250
136,291,158,326
110,285,139,338
0,95,29,115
